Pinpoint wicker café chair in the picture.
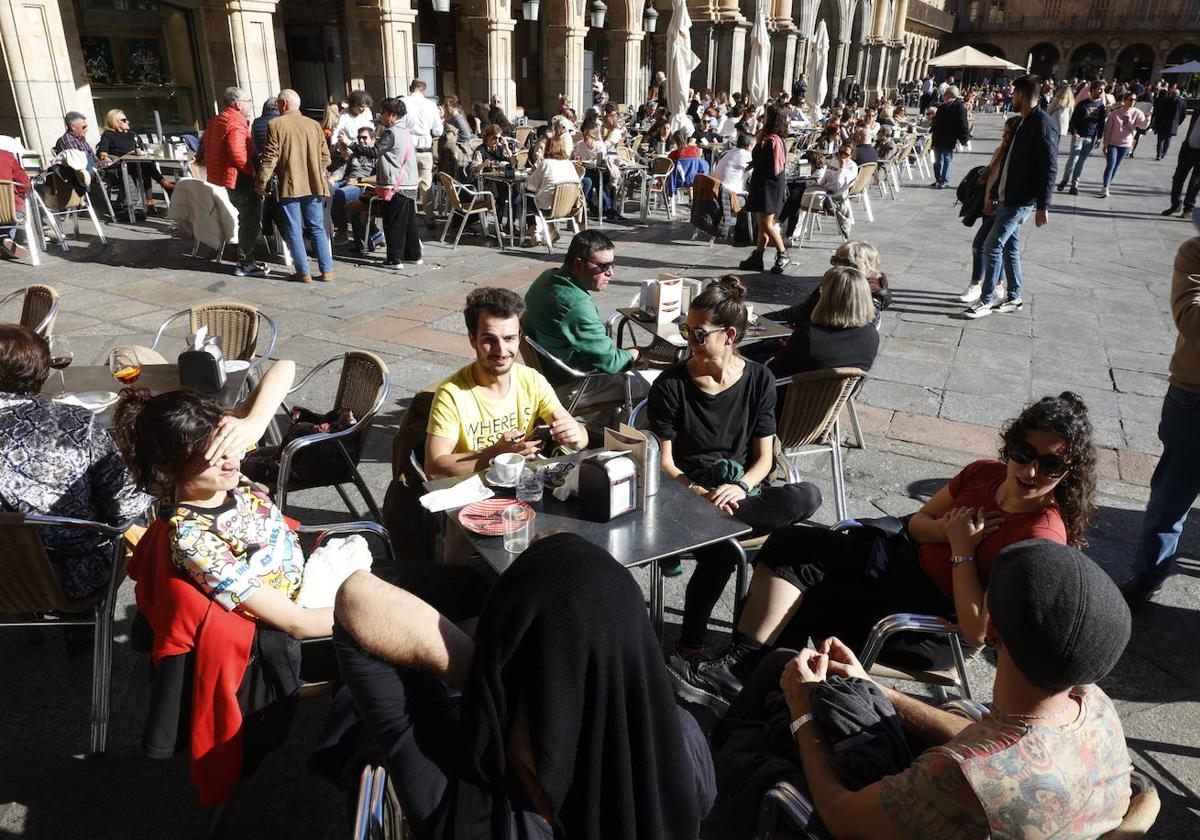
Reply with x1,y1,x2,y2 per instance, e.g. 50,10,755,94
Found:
149,300,278,368
531,182,586,255
0,512,129,754
774,367,866,522
275,351,390,524
0,283,60,336
0,179,42,266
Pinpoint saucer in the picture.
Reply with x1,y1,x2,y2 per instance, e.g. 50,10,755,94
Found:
485,467,520,489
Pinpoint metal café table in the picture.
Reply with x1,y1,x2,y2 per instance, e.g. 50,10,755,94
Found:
111,151,192,224
479,169,527,247
59,363,249,425
424,450,751,638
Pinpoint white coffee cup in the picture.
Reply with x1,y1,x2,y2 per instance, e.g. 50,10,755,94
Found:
491,452,524,484
745,303,758,325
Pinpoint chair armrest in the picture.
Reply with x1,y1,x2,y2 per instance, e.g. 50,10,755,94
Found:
295,520,396,568
277,424,365,496
859,612,960,669
939,698,990,722
753,781,827,840
287,356,343,394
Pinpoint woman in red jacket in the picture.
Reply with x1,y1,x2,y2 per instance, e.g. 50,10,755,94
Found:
0,148,32,258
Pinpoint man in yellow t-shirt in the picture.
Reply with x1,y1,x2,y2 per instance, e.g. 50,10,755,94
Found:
425,287,588,478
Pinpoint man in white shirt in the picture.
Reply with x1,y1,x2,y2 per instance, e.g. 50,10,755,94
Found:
712,134,754,195
400,78,443,226
332,90,374,145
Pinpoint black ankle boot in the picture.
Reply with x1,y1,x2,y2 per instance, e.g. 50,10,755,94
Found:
769,250,791,275
738,249,765,271
667,633,766,712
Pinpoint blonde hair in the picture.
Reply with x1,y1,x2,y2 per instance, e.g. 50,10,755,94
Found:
812,266,874,329
104,109,127,132
546,135,572,160
1050,86,1075,114
836,240,882,279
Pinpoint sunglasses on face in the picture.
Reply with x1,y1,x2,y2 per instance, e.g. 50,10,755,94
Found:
118,117,129,123
1006,440,1071,478
586,259,615,274
678,324,726,344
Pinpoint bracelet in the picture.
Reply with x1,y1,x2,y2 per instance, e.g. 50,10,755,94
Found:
790,713,816,735
949,554,976,568
733,479,751,494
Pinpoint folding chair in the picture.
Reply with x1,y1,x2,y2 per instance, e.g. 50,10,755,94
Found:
774,367,866,522
0,283,59,335
352,764,407,839
646,157,676,218
276,351,390,524
530,182,585,255
33,167,108,247
0,512,129,754
437,172,504,250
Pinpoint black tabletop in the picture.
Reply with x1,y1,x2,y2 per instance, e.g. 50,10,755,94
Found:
425,450,751,576
61,364,248,409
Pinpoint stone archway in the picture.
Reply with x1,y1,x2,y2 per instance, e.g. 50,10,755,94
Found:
1069,43,1107,81
598,0,646,106
1165,43,1200,67
1027,42,1058,80
1115,43,1153,83
541,0,589,117
970,42,1005,59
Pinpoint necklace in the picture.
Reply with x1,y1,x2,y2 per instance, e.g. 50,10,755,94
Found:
997,701,1075,722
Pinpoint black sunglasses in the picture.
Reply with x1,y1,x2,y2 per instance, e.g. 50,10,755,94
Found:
678,323,726,344
586,259,615,274
1006,440,1071,478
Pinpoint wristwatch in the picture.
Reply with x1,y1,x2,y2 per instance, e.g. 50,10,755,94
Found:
790,713,816,735
734,479,751,494
950,554,976,568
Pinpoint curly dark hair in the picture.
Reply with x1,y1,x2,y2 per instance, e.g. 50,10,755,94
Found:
999,391,1097,548
112,388,226,496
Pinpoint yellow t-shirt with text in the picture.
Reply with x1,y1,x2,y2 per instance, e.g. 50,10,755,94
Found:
427,363,562,453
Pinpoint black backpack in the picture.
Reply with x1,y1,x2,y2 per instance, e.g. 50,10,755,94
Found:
956,164,989,227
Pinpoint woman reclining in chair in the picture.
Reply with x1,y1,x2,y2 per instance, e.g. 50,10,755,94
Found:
670,392,1098,712
112,360,333,640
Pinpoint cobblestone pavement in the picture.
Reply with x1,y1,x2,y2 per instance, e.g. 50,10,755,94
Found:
2,114,1198,837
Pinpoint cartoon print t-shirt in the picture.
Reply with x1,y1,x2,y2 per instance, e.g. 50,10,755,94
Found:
426,362,561,454
169,477,304,611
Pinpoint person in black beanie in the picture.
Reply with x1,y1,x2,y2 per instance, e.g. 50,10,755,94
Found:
765,538,1133,839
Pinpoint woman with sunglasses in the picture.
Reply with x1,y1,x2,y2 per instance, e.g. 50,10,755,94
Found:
96,109,174,216
670,392,1098,712
648,276,822,661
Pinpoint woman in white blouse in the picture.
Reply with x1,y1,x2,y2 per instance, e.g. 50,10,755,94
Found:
524,135,582,244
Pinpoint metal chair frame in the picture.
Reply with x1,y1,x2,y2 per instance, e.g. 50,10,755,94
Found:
31,167,109,247
520,335,634,419
276,352,391,524
530,182,585,255
437,172,504,250
0,180,43,266
0,284,59,335
0,512,129,753
352,764,408,839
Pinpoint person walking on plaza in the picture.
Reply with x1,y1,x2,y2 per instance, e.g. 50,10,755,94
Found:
929,85,969,189
358,97,422,269
1098,91,1151,198
399,78,442,227
1058,80,1108,196
256,89,335,283
966,75,1058,319
1151,83,1187,161
204,86,268,277
1123,225,1200,605
1162,106,1200,218
739,103,792,275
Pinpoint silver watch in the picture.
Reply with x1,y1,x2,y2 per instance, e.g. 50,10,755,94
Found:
949,554,976,568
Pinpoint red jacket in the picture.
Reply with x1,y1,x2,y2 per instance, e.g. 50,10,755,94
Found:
0,149,32,214
204,105,254,189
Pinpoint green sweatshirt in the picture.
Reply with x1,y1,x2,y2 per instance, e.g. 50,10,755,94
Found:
523,266,634,386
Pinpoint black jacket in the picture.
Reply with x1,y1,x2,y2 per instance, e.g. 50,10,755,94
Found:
1153,93,1188,136
989,106,1059,211
1068,97,1108,141
931,98,970,149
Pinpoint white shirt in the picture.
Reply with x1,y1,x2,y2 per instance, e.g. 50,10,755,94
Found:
524,158,581,209
711,147,752,194
399,94,443,150
818,157,858,194
573,138,608,162
921,78,934,94
333,109,374,144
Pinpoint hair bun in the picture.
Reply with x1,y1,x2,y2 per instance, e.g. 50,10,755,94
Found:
716,274,747,303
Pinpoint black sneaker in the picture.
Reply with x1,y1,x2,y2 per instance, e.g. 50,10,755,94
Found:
738,250,765,271
769,251,791,275
996,297,1023,313
659,557,684,578
1119,576,1163,608
1056,182,1066,192
1162,205,1182,216
667,651,745,712
1069,185,1079,196
1184,206,1195,218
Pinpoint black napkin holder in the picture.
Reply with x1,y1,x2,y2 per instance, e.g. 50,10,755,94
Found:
178,349,226,393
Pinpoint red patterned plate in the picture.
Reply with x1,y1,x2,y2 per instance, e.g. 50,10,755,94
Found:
458,499,533,536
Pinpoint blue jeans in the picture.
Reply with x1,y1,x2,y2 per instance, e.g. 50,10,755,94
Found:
933,146,954,186
1134,386,1200,585
580,175,613,213
971,213,997,284
1062,137,1096,186
279,195,333,276
1101,145,1130,188
331,184,362,229
978,201,1033,302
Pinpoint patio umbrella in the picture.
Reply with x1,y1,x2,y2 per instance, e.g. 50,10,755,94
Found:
665,0,701,133
928,45,1023,70
806,19,829,119
747,0,770,111
1161,60,1200,74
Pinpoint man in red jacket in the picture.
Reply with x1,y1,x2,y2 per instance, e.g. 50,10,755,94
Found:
0,148,32,258
204,86,268,277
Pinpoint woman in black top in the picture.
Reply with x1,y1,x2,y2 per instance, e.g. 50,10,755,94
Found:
648,277,821,660
740,103,791,275
96,108,174,215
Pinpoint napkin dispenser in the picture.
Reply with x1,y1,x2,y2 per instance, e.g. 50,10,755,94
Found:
578,454,637,522
178,327,226,394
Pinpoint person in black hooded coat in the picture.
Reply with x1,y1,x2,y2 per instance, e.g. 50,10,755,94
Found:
333,532,716,839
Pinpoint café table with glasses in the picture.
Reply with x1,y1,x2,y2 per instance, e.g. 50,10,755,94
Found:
112,146,192,224
478,167,527,247
54,360,249,427
423,449,752,638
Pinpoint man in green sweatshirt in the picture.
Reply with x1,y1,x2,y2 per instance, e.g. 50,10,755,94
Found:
524,231,644,407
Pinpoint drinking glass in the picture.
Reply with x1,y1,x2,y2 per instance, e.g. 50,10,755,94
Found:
109,348,142,386
516,467,543,504
47,336,74,396
502,505,533,554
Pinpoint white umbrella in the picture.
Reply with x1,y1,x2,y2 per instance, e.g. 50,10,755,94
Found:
666,0,701,133
806,19,829,120
1161,60,1200,74
747,0,770,111
928,45,1023,70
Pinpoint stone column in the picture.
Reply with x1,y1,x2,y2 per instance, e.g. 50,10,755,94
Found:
202,0,283,111
542,23,586,114
349,0,417,98
459,10,517,109
606,28,646,105
690,20,718,91
0,0,95,155
831,38,849,91
715,20,750,95
770,27,798,94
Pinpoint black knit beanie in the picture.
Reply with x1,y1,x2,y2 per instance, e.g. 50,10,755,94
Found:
987,539,1131,690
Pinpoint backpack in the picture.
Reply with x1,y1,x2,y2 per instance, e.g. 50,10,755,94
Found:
956,164,989,227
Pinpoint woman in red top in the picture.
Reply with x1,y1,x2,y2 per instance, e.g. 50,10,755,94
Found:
669,391,1098,711
667,128,701,161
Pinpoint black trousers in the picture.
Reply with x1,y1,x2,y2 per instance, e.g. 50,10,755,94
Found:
1170,143,1200,208
756,526,957,670
680,483,822,648
383,193,423,263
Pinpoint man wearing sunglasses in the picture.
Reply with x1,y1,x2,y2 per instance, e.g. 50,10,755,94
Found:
524,231,647,410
